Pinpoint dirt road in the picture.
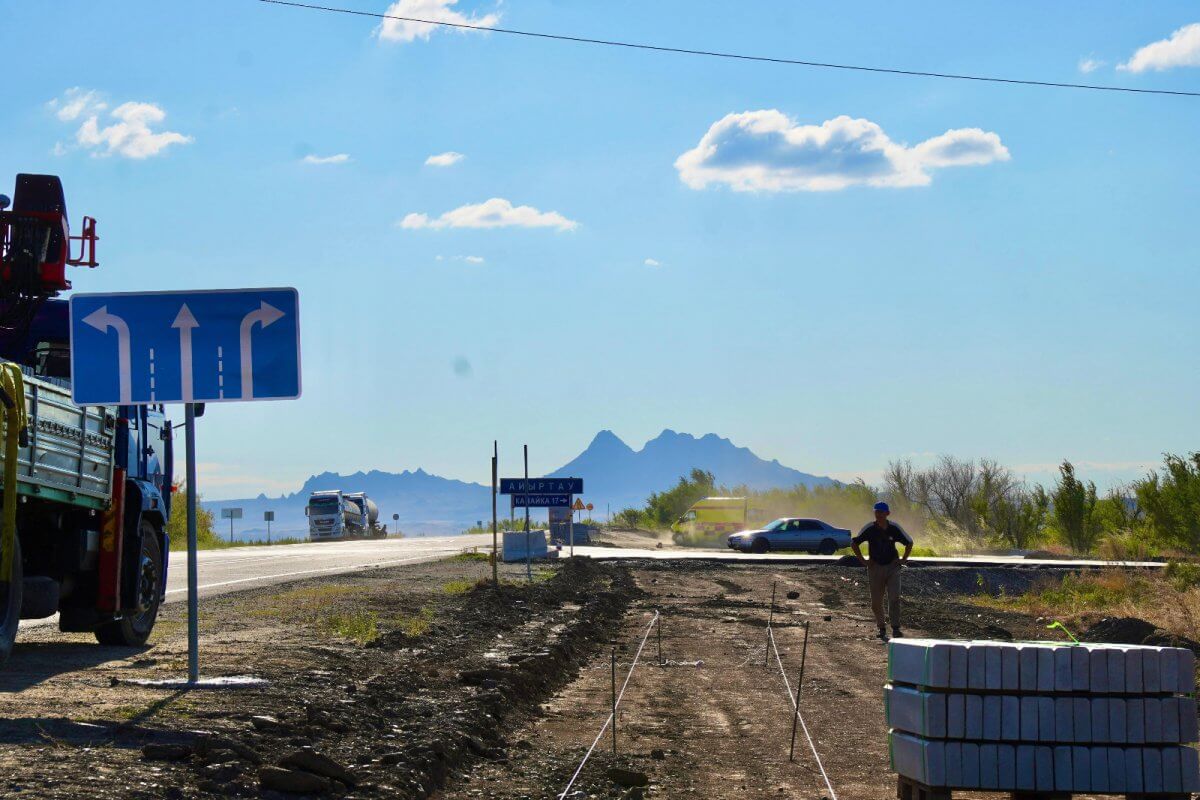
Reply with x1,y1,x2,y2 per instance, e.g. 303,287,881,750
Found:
443,562,1164,800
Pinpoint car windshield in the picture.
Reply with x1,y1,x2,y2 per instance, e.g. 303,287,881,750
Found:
763,519,788,531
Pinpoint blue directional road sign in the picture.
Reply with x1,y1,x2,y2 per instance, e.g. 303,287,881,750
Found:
69,288,300,406
500,478,583,495
509,494,571,508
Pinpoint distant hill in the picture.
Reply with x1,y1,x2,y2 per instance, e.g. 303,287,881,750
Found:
549,429,835,513
204,429,833,539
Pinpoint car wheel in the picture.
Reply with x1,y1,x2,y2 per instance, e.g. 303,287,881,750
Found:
818,538,837,555
751,538,770,554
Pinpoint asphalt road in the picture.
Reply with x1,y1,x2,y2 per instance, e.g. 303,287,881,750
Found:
163,533,495,601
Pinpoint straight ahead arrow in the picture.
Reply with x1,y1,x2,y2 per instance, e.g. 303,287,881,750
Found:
172,304,199,402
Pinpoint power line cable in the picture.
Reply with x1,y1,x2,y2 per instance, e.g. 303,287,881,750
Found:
259,0,1200,99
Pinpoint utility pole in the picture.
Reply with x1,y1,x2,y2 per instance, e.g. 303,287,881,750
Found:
491,440,498,589
184,403,199,684
523,444,531,582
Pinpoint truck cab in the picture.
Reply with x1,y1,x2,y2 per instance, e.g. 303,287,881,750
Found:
307,490,350,541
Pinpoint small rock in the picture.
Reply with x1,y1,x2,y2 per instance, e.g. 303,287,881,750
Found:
607,767,649,788
823,615,833,622
280,747,358,787
377,752,405,765
786,591,800,600
259,766,331,794
202,762,243,782
650,748,666,760
142,743,192,762
251,715,285,732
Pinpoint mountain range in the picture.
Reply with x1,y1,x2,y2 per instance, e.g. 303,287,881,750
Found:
202,429,834,540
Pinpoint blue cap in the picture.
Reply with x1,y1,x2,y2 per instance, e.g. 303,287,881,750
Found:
874,501,890,513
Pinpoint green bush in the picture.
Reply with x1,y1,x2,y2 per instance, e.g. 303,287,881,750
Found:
1164,561,1200,593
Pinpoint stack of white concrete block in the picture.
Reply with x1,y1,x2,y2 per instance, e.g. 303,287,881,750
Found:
887,639,1200,794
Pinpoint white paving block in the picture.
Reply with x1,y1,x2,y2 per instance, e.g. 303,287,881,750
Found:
983,695,1002,741
1128,697,1146,744
1072,745,1090,792
1107,746,1126,793
968,644,987,690
965,694,983,740
1054,647,1073,692
1089,647,1108,693
1020,696,1039,741
1145,696,1164,743
1180,696,1199,742
890,731,945,786
944,741,963,787
984,645,1003,690
1016,744,1036,791
888,639,953,688
946,693,965,739
949,643,968,689
1125,646,1144,693
1038,696,1055,742
1091,697,1109,742
1145,647,1162,693
1143,746,1164,794
961,742,980,789
1053,745,1073,791
998,743,1016,790
1055,696,1075,742
1163,744,1182,793
1108,646,1126,693
1182,744,1200,791
1037,646,1056,692
1089,745,1107,793
1001,645,1019,690
1125,747,1144,793
1109,698,1127,744
1073,697,1091,742
1001,695,1020,741
1163,696,1182,743
885,685,947,738
979,743,998,789
1019,644,1039,692
1072,647,1090,691
1035,745,1055,792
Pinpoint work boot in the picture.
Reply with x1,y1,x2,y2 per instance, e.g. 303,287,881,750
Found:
892,627,904,638
877,626,888,642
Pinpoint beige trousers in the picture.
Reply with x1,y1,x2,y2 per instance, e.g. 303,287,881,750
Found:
867,561,902,629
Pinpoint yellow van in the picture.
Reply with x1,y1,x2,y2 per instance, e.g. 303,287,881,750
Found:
672,497,752,538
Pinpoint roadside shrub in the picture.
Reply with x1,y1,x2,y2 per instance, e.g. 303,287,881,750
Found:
1164,561,1200,593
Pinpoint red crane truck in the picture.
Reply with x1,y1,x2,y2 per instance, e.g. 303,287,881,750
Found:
0,173,173,665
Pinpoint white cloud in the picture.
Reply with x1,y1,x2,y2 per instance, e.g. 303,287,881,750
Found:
377,0,499,43
1119,22,1200,72
50,90,191,159
463,255,485,264
644,258,661,267
1078,57,1105,74
48,87,105,121
675,110,1009,192
400,198,579,231
302,153,351,165
425,151,464,167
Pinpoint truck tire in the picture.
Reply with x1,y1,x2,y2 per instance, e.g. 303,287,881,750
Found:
95,521,163,648
0,536,22,666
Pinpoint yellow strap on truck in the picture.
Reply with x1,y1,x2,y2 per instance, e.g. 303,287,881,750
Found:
0,364,28,584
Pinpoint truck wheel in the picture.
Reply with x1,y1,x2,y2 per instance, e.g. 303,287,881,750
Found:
751,538,770,554
0,536,23,667
818,538,837,555
95,522,163,647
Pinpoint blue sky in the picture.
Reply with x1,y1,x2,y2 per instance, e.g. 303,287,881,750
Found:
3,1,1198,498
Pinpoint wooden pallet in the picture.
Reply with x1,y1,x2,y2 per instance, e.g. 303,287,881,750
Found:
897,775,1193,800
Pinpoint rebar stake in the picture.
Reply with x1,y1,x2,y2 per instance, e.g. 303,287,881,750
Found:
764,580,777,666
789,620,811,762
611,647,618,755
657,611,663,666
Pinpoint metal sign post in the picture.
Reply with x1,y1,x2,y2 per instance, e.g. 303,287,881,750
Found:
491,441,498,589
221,508,243,544
523,445,531,582
184,404,199,684
263,510,274,545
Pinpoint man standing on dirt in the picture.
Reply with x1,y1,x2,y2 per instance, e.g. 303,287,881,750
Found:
851,501,913,642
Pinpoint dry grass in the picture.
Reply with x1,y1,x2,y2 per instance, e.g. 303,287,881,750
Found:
393,607,434,637
974,568,1200,642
